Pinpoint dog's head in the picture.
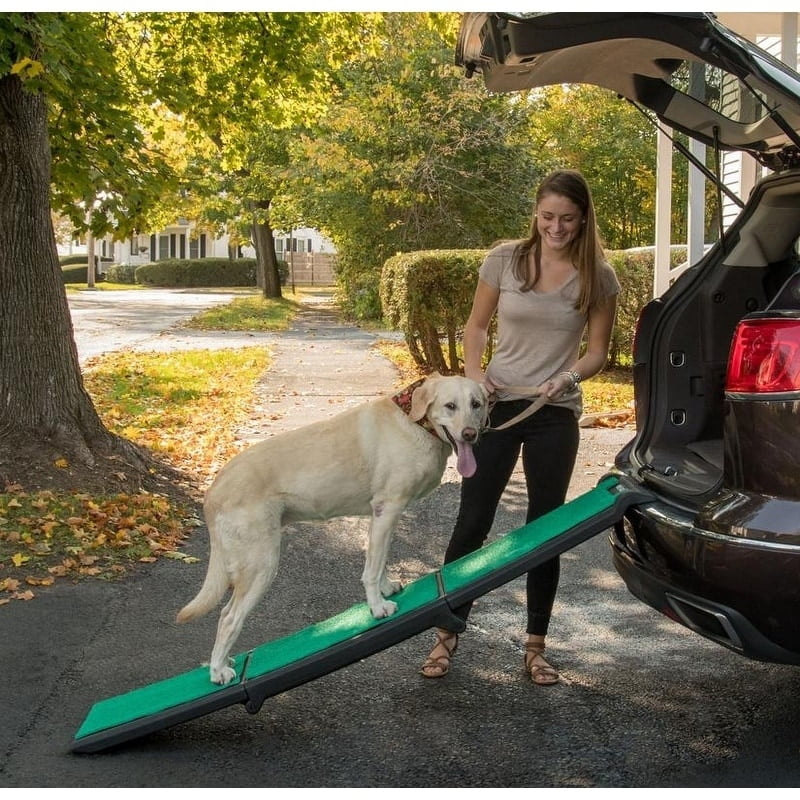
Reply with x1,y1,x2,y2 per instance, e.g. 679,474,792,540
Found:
409,373,488,478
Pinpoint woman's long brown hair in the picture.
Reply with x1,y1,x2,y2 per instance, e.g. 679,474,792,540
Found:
511,169,606,315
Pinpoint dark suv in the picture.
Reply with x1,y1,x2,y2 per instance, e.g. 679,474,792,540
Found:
456,12,800,665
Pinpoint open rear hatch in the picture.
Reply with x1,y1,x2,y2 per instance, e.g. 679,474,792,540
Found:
456,12,800,171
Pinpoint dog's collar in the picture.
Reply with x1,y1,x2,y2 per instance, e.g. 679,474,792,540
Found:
391,378,439,439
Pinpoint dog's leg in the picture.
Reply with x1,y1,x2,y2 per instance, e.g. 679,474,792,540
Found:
379,568,402,599
362,501,405,618
208,539,281,685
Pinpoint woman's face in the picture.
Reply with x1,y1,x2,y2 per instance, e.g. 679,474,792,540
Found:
535,192,584,253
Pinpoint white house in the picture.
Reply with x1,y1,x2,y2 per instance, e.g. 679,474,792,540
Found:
59,222,336,266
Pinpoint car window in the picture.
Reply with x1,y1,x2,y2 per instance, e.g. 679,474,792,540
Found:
665,61,765,125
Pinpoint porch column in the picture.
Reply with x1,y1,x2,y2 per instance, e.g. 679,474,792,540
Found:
654,126,673,297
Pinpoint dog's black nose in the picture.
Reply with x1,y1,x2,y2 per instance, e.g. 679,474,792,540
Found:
463,427,478,442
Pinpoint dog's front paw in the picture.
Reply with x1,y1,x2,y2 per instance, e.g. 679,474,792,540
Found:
370,599,398,619
210,663,237,685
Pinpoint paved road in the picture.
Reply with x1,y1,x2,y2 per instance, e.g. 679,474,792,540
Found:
67,288,275,365
2,289,798,788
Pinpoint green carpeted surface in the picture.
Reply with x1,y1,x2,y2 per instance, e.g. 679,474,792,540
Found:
440,476,619,593
74,572,442,740
75,651,249,740
244,571,441,678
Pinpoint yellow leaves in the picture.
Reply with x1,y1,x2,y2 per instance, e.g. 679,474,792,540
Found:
1,347,276,605
0,577,34,604
83,347,271,485
10,57,44,80
1,486,196,604
162,551,200,564
40,520,59,537
26,576,54,587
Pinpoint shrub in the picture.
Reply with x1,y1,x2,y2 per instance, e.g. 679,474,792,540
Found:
59,255,113,268
605,245,687,366
60,254,90,266
135,258,257,287
104,263,138,284
380,250,486,374
379,245,686,373
61,263,104,284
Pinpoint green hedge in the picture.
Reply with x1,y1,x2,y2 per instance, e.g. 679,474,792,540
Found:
104,263,138,284
135,258,258,287
379,245,688,373
60,254,91,266
61,264,104,283
59,255,113,267
605,246,687,366
132,258,290,288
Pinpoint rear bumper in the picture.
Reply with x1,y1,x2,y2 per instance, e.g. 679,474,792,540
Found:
609,497,800,665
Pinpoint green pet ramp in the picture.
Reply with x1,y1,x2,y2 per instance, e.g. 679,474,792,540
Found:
71,475,652,753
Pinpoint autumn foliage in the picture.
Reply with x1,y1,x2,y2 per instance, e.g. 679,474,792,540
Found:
0,346,272,604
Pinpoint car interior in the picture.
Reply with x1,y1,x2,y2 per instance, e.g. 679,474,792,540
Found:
630,169,800,497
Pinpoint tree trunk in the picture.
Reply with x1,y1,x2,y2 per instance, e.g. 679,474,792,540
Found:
0,75,144,478
250,199,282,300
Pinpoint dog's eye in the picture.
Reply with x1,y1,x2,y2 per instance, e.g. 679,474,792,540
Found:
471,398,483,409
445,402,456,411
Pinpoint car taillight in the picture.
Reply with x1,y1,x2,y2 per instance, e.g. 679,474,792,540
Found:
726,318,800,393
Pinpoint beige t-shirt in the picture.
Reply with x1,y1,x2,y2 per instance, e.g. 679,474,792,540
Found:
479,241,621,418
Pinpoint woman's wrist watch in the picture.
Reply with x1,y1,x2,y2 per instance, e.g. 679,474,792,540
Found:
559,370,582,392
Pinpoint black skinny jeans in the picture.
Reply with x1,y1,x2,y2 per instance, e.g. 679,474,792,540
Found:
445,399,579,635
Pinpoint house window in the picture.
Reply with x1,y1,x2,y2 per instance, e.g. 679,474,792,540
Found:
189,237,199,259
275,238,283,254
159,235,170,260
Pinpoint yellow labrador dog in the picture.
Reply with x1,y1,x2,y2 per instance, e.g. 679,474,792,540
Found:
177,373,487,684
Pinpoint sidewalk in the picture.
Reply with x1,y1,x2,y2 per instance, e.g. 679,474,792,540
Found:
232,293,402,444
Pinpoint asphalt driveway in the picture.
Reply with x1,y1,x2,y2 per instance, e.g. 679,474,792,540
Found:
1,289,797,788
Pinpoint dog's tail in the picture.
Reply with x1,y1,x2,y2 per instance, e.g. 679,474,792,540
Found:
175,539,228,624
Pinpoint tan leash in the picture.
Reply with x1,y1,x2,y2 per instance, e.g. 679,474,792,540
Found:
485,384,550,431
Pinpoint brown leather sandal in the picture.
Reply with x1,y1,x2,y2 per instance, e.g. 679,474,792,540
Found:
524,642,559,686
420,630,458,678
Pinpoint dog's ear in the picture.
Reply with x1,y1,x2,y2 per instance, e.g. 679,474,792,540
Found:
409,379,433,422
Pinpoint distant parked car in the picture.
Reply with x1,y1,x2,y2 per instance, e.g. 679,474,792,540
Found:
456,12,800,665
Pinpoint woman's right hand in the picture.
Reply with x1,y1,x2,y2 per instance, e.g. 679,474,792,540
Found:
466,367,496,396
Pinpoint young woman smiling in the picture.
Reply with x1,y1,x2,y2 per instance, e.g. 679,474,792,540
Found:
421,169,620,685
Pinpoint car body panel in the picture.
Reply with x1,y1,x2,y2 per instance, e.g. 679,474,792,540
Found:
610,492,800,662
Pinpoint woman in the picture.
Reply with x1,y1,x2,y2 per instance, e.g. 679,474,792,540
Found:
421,169,620,684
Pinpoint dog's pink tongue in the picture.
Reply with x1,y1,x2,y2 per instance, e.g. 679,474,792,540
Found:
456,441,477,478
